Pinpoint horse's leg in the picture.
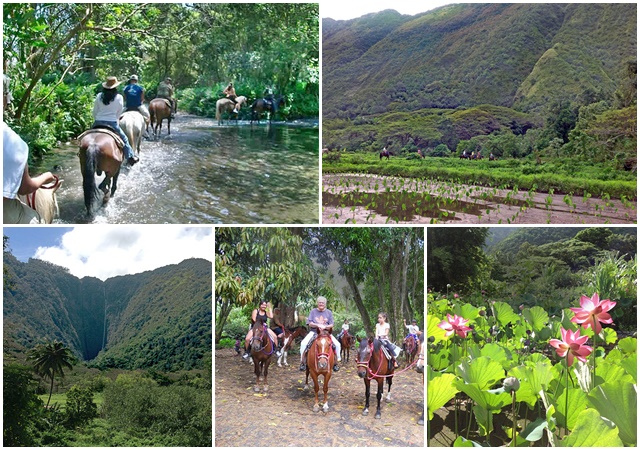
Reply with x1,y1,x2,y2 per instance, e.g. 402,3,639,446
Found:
167,118,171,135
322,373,330,412
110,170,120,198
375,379,384,419
362,378,371,416
253,358,261,392
312,374,320,413
304,367,310,391
385,374,393,403
263,360,269,393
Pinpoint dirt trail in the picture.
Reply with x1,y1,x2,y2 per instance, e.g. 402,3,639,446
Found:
323,174,636,224
214,348,424,447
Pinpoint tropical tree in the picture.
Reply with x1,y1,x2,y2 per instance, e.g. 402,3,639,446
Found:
28,341,77,408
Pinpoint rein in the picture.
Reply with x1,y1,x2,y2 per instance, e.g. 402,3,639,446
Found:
357,343,419,380
250,324,275,356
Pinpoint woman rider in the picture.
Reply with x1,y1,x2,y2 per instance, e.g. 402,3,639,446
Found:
242,301,282,359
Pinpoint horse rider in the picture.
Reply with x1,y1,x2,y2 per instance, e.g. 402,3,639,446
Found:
299,296,342,372
242,300,282,360
157,77,176,119
123,74,151,138
403,318,421,338
337,319,350,341
222,82,240,113
377,312,401,369
3,75,58,224
92,76,138,166
263,86,274,109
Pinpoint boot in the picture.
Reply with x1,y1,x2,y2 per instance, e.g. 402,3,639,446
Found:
242,347,250,360
300,353,307,371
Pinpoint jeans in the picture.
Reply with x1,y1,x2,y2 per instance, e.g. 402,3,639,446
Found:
93,120,134,159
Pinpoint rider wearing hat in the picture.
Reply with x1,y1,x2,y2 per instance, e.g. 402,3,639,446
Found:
92,76,138,165
299,296,342,372
157,77,176,119
123,74,150,136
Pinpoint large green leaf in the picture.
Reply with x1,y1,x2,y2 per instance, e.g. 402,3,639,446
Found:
427,373,459,420
427,314,447,343
618,337,637,354
594,361,634,385
457,302,480,321
554,387,589,430
456,356,505,390
452,436,482,447
587,381,637,446
519,417,548,442
473,404,493,437
428,346,450,371
479,343,511,367
493,301,520,327
600,327,617,345
507,366,538,407
453,380,511,411
561,408,624,447
522,306,549,332
619,353,637,383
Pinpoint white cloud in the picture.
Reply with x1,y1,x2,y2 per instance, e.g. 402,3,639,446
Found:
33,226,213,281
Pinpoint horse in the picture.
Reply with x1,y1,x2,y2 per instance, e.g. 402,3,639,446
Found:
148,98,172,138
250,95,285,124
119,111,145,155
250,316,275,392
380,148,393,160
304,329,335,413
356,337,394,419
340,332,354,363
277,325,308,367
216,96,248,125
402,334,419,367
460,150,470,159
18,175,63,224
78,131,123,218
416,335,424,426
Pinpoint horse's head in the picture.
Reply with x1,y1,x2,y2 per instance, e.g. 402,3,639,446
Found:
314,334,332,371
251,317,267,353
356,338,372,378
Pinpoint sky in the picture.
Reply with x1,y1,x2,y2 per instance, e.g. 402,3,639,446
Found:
3,226,213,281
321,0,454,21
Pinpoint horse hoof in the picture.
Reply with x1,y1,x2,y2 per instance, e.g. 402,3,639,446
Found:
375,413,381,420
253,386,260,393
362,409,369,416
323,403,329,413
385,395,392,403
303,384,309,391
418,419,424,426
263,386,268,393
313,405,320,413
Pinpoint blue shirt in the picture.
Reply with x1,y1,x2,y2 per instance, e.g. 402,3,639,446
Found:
123,84,144,108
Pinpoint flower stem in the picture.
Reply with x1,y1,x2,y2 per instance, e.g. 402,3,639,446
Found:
592,317,598,388
565,356,569,437
511,390,517,447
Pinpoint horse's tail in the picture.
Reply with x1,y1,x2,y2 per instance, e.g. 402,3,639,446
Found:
215,102,221,122
82,144,103,217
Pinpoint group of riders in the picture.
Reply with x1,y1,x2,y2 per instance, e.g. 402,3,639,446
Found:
241,296,422,373
3,70,277,224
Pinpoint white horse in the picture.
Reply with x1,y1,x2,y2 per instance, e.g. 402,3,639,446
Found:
18,176,63,223
216,96,248,125
119,111,146,155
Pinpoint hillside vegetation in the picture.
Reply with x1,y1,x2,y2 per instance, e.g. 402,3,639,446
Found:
3,257,212,372
323,4,636,170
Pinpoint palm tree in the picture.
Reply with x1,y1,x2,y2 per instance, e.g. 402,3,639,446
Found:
28,341,77,408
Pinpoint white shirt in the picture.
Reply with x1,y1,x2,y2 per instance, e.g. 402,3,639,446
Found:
92,93,124,122
342,323,349,331
406,324,420,334
3,122,29,198
375,322,390,339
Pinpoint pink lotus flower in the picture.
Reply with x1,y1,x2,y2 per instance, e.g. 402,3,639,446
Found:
438,314,472,338
549,327,593,366
570,293,616,334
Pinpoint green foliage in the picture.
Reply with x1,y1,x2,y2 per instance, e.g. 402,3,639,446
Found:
3,364,44,446
64,384,97,428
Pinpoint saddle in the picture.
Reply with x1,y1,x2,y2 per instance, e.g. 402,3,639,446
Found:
156,98,172,109
78,127,125,150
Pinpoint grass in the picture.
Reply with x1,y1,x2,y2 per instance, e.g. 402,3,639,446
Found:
323,153,637,200
39,392,104,408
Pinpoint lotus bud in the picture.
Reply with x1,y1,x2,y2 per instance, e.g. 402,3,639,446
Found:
478,309,486,317
503,376,520,393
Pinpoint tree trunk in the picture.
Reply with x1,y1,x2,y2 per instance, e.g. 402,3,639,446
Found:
215,296,233,343
47,376,54,408
345,271,373,335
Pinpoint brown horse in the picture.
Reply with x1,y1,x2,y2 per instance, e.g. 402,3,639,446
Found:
340,332,355,363
216,96,248,125
277,325,308,367
356,338,394,419
304,329,335,412
403,334,419,367
250,316,275,392
380,148,393,160
78,131,123,218
149,98,172,138
250,95,285,124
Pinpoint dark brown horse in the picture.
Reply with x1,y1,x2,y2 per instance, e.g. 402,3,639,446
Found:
403,334,419,367
250,316,275,392
277,325,308,367
305,329,335,413
380,148,393,160
340,332,355,363
149,98,172,138
250,95,285,124
78,131,123,218
356,338,394,419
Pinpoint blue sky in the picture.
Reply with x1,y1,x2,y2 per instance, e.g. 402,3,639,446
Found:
3,226,213,280
321,1,453,21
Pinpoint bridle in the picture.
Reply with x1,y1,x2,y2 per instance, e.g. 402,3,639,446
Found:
250,324,274,355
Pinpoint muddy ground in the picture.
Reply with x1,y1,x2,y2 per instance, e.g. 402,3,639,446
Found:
322,174,637,224
214,348,424,447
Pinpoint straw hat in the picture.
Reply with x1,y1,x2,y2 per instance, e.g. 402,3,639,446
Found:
102,76,121,89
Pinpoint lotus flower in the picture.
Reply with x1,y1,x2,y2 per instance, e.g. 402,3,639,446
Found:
549,327,593,366
570,293,616,334
438,314,472,338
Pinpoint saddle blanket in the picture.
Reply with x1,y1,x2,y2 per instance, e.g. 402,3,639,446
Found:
77,128,125,149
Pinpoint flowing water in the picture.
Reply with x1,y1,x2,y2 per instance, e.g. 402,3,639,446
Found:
35,115,319,224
